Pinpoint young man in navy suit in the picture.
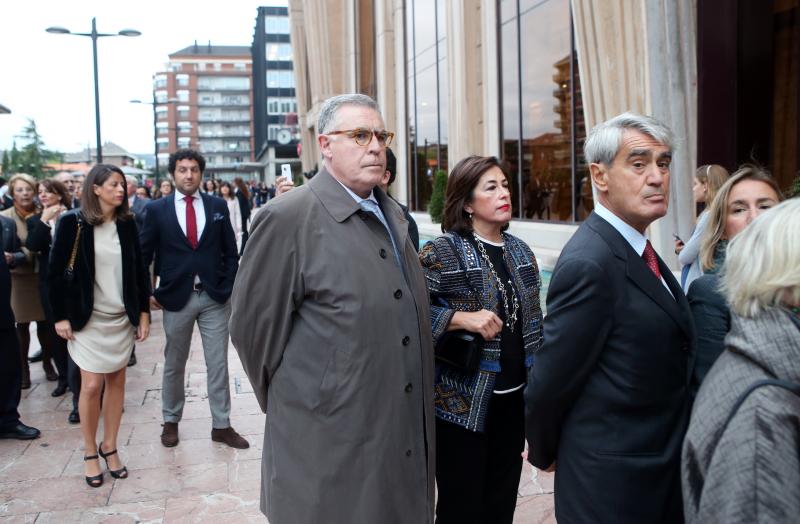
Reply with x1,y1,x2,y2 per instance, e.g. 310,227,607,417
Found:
525,113,695,523
140,149,247,449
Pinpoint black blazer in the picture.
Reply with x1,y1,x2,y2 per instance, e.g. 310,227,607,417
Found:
140,192,239,311
687,273,729,397
47,210,151,331
524,212,695,524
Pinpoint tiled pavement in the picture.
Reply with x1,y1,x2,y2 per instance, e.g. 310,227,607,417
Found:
0,312,554,523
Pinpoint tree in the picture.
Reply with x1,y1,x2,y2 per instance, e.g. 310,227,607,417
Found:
1,150,9,175
428,169,448,223
12,119,59,178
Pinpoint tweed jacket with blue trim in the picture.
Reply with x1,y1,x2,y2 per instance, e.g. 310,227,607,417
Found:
419,231,543,432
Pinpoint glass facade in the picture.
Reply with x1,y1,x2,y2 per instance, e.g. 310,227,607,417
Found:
406,0,448,212
404,1,589,221
499,0,589,222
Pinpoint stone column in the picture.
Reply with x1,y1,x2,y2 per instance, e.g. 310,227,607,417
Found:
446,0,486,166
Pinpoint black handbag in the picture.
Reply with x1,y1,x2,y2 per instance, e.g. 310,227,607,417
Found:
434,235,483,373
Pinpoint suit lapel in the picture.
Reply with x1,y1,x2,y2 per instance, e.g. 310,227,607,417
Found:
167,194,194,250
196,193,214,248
588,213,691,338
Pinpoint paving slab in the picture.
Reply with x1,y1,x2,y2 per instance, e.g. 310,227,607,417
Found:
1,310,556,522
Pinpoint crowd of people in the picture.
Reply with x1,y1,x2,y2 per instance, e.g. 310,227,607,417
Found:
1,93,798,524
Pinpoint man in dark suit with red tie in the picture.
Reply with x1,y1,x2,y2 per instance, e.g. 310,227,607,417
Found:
525,113,695,523
140,149,247,450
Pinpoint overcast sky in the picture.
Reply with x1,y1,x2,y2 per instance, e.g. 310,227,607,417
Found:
0,0,286,157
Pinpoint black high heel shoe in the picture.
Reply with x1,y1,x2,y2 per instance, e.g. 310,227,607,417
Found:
83,454,104,487
98,443,128,479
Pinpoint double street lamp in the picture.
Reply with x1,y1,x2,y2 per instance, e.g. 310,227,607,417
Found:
130,97,179,184
46,18,140,163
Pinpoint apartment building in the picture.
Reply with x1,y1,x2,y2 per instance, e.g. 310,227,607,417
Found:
153,43,256,178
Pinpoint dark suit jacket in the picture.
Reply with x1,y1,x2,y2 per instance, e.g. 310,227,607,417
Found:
47,210,151,331
130,196,149,232
0,216,17,329
525,212,694,524
687,274,729,397
140,192,239,311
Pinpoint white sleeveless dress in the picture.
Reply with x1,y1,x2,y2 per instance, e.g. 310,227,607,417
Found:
68,220,135,373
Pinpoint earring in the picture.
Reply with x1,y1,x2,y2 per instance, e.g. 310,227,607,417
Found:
468,212,473,221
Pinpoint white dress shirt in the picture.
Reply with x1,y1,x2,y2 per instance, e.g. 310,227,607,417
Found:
174,189,206,239
594,201,673,296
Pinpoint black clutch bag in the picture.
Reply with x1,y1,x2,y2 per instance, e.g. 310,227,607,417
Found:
435,329,482,373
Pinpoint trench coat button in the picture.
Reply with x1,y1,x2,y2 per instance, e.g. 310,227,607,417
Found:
394,289,402,299
405,383,412,393
379,248,387,259
405,449,412,457
402,336,410,346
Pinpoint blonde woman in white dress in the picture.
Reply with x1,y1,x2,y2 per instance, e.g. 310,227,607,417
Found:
49,164,151,488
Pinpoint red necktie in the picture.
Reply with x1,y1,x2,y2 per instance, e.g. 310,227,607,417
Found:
184,195,198,249
642,240,661,279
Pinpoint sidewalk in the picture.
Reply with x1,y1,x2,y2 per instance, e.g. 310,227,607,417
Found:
0,312,555,522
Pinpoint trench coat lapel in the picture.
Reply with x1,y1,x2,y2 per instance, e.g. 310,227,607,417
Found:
307,168,361,223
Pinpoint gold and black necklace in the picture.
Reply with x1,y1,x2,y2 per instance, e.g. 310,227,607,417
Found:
473,232,519,331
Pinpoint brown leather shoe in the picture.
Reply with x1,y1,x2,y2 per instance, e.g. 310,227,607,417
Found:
161,422,179,447
211,427,249,449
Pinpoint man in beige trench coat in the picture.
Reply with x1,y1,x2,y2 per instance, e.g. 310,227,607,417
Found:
230,94,435,523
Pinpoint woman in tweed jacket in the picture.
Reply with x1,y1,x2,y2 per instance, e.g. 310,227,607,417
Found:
682,198,800,523
419,156,542,524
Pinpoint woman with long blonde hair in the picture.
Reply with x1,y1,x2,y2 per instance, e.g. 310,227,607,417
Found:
687,165,783,394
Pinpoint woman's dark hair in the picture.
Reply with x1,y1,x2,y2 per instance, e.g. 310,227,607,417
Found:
218,181,234,199
40,178,73,209
136,185,152,199
168,148,206,174
441,155,510,235
204,179,218,192
233,177,250,200
80,164,132,225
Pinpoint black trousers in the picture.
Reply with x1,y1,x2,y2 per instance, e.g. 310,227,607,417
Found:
0,327,21,426
435,389,525,524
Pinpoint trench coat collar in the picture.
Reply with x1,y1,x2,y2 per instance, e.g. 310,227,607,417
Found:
308,168,362,223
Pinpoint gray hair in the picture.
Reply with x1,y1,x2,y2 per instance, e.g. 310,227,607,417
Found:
720,198,800,317
584,112,675,166
317,94,381,135
124,174,138,185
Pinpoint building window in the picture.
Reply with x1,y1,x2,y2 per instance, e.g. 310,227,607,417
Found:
176,74,189,87
266,16,290,34
406,0,448,212
266,43,293,61
154,75,167,89
266,70,295,88
155,90,168,103
234,63,246,71
176,90,190,102
498,0,589,223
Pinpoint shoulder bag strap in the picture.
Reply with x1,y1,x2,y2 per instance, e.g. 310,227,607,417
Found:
720,378,800,435
66,216,83,273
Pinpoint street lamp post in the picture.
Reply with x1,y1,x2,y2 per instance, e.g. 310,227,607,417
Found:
46,18,140,163
130,97,180,185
